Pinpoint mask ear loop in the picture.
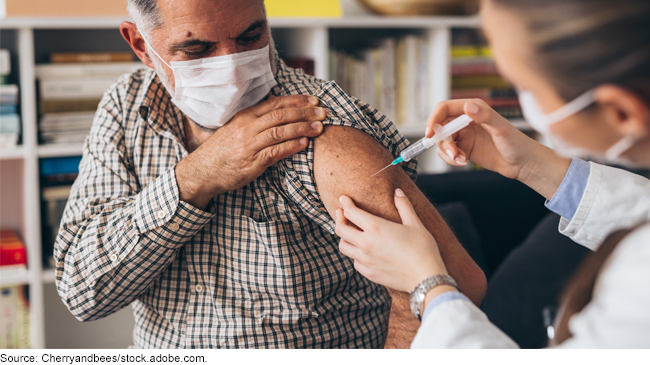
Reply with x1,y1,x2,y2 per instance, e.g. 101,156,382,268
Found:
545,90,597,125
605,135,637,160
138,28,172,69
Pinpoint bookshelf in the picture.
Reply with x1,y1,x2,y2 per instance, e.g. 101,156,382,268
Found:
0,7,525,349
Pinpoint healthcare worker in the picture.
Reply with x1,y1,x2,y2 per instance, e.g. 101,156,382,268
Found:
334,0,650,348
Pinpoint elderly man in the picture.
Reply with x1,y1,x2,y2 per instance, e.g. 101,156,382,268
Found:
54,0,486,348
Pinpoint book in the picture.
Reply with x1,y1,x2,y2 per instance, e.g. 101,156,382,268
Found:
0,231,28,312
0,230,27,269
0,285,31,349
41,185,73,268
380,38,396,123
451,62,500,76
50,52,134,64
35,62,144,80
40,111,95,127
0,50,10,79
494,107,524,119
451,87,518,100
0,104,18,115
452,75,512,89
0,84,19,104
451,45,492,59
39,78,117,100
39,99,102,114
0,114,21,148
265,0,342,17
330,35,430,128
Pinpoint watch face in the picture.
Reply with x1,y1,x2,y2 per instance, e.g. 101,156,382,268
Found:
410,287,426,318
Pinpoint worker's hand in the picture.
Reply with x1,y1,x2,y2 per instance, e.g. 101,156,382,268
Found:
176,95,325,209
335,190,448,293
426,99,571,200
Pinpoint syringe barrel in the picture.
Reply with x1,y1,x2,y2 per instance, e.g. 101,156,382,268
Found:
400,137,436,162
399,114,473,162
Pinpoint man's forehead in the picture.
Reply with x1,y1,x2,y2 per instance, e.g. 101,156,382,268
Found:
156,0,266,37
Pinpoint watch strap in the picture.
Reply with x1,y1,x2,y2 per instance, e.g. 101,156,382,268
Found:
409,274,459,320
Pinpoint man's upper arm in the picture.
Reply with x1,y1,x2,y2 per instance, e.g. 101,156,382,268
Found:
313,125,486,304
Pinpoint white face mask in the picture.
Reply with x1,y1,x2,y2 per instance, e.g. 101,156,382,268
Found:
142,34,277,129
518,89,637,164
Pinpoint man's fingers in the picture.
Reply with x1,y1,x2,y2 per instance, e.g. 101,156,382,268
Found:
393,189,422,227
251,95,320,118
256,137,309,167
257,106,326,133
254,119,323,150
339,195,386,233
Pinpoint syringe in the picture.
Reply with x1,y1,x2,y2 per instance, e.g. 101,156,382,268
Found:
371,114,473,178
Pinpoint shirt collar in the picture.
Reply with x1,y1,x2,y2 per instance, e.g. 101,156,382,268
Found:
137,70,186,146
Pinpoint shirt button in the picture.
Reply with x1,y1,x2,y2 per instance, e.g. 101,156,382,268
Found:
169,222,180,231
157,210,166,219
195,284,204,293
109,254,118,262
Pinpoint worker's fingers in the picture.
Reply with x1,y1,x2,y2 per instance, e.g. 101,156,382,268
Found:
339,195,388,233
250,95,320,118
437,146,468,167
425,100,471,138
425,99,509,138
338,238,365,262
253,118,323,151
255,137,309,168
437,140,468,166
335,209,364,243
393,189,423,227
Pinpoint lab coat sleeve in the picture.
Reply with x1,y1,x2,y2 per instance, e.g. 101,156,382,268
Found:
558,162,650,251
411,299,519,349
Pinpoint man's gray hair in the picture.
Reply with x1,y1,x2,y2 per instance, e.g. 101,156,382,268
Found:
126,0,267,36
126,0,163,36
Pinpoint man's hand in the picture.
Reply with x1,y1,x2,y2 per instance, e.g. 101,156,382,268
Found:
176,95,326,209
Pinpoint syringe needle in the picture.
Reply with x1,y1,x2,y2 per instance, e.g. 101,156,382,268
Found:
371,164,393,178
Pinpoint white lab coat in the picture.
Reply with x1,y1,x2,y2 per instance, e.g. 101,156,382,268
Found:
411,162,650,349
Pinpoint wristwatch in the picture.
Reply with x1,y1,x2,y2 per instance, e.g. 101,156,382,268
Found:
410,274,459,320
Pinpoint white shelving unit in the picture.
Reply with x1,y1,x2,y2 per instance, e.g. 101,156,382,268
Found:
1,4,520,348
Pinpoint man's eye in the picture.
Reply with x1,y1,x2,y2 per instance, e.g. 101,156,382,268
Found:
239,33,262,45
183,46,209,56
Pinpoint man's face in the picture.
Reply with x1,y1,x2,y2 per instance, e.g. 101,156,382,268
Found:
145,0,270,92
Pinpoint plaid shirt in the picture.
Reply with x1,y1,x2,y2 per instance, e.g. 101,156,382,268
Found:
54,57,418,348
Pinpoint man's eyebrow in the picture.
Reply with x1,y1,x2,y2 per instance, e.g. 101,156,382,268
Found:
235,20,266,38
169,39,216,51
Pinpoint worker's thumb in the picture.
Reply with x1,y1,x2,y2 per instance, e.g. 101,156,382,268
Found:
394,189,421,227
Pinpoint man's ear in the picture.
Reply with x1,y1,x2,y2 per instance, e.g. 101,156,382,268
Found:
120,21,155,69
595,85,650,139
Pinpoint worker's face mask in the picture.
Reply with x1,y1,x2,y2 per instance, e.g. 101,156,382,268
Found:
141,33,277,129
518,89,637,164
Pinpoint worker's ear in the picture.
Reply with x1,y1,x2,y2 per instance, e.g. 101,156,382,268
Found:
120,21,155,69
595,85,650,140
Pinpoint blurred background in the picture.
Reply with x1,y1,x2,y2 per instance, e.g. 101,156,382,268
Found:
0,0,541,349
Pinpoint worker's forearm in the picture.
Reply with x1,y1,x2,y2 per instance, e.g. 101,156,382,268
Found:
517,142,572,201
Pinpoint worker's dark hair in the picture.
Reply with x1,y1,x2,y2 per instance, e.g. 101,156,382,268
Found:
491,0,650,103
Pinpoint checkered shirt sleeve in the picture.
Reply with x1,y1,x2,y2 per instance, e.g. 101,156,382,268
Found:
54,79,214,321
